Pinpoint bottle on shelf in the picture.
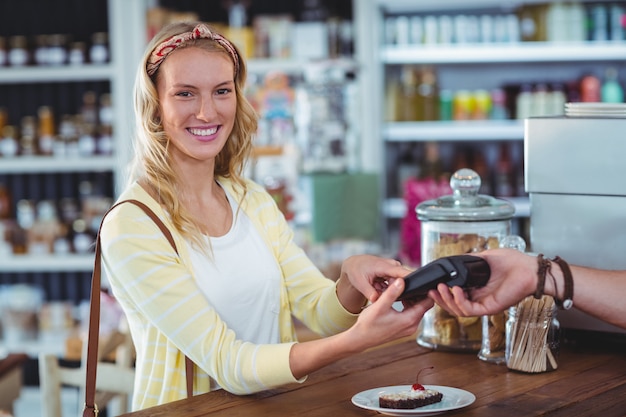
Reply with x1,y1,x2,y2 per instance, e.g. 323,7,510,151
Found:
547,83,566,116
601,67,624,103
530,83,549,117
580,73,601,102
420,142,445,181
515,83,533,119
57,115,79,157
47,34,68,66
494,142,514,197
34,35,50,66
30,200,62,255
490,88,508,120
89,32,109,64
416,66,439,121
472,89,491,120
8,35,29,66
0,182,11,220
398,65,419,121
518,3,548,42
438,89,453,121
77,121,97,156
226,1,254,59
81,91,99,127
0,126,19,157
473,149,493,196
453,89,473,121
0,107,6,132
99,93,113,128
384,75,401,122
97,93,114,155
38,106,56,156
0,36,6,66
609,3,626,41
19,116,37,156
396,144,418,192
68,42,87,65
14,199,35,255
0,182,11,256
589,4,609,42
71,218,92,254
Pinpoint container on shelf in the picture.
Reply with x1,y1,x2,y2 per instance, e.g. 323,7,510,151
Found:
416,168,515,352
0,284,44,346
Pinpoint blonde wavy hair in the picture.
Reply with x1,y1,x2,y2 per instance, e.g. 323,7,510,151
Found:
128,21,258,249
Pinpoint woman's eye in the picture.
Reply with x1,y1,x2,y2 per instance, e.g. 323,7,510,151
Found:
176,91,192,97
216,88,231,95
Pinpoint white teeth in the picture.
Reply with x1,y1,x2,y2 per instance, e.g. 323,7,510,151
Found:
188,127,217,136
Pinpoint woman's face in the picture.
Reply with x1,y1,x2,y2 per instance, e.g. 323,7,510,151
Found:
156,46,236,166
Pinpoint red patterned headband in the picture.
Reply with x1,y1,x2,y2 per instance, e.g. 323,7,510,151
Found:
147,24,240,77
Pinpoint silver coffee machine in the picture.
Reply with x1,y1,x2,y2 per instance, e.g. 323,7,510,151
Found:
525,116,626,334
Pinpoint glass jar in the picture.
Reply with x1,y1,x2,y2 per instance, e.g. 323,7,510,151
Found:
506,295,560,373
416,168,515,352
478,234,526,364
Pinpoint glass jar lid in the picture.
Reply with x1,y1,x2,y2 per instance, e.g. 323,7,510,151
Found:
417,168,515,221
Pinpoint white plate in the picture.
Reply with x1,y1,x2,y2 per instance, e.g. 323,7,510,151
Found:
351,385,475,416
565,102,626,110
565,113,626,118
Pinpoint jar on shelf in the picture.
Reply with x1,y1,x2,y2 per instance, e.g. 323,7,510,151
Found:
0,36,7,66
19,116,38,156
8,35,29,67
506,295,560,373
34,34,50,65
68,41,87,65
47,34,68,66
416,168,515,352
0,125,19,157
38,106,56,156
89,32,109,64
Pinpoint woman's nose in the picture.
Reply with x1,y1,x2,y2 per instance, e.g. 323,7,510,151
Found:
197,96,217,120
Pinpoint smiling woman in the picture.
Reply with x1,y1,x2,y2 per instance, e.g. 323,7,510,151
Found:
156,47,237,189
97,20,434,414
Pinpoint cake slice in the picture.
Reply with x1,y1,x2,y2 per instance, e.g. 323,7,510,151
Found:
378,366,443,409
379,387,443,409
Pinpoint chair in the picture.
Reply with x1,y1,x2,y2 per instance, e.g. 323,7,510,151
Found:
38,325,135,417
0,353,29,415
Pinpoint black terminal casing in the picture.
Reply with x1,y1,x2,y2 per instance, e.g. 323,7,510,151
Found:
398,255,491,301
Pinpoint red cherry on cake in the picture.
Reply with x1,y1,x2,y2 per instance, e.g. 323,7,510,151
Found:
411,366,434,391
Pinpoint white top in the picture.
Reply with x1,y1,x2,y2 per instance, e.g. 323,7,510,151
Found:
187,187,281,344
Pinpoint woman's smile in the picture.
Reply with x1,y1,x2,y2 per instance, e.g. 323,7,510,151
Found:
187,125,220,140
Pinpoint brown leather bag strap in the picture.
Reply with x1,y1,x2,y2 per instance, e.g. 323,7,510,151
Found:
83,199,194,417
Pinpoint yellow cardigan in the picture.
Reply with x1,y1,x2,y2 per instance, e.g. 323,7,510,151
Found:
100,178,358,411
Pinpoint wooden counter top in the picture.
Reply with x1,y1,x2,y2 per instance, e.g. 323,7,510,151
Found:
119,338,626,417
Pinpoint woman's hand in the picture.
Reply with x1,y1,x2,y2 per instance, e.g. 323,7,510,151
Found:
289,277,434,379
336,255,413,313
345,277,434,353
